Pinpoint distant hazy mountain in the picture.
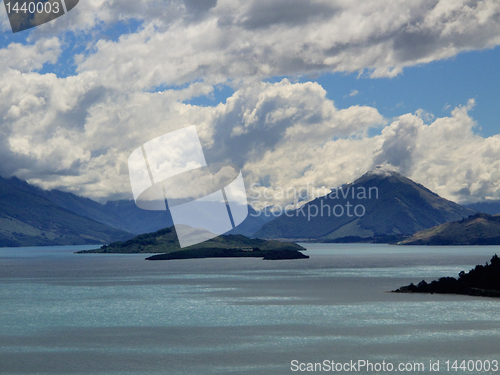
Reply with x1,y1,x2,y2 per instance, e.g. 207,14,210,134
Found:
43,188,269,237
226,205,277,237
399,213,500,245
255,167,476,241
0,177,133,247
39,189,173,235
1,175,270,240
464,200,500,215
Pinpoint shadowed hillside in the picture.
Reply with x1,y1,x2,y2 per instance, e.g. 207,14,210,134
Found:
399,213,500,245
0,176,133,247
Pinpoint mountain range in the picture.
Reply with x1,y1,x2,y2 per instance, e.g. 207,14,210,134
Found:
40,187,174,235
0,175,272,246
464,200,500,215
2,167,496,247
0,176,132,247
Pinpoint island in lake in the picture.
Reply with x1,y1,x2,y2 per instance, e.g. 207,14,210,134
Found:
76,226,308,260
393,254,500,298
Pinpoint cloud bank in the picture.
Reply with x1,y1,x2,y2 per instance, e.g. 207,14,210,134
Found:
65,0,500,89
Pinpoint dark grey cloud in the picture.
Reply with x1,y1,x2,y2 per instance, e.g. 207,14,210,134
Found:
239,0,338,30
204,95,288,167
57,86,109,131
184,0,217,14
183,0,217,21
393,30,439,62
0,140,32,177
392,0,500,63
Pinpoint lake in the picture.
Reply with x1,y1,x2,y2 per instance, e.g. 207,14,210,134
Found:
0,244,499,374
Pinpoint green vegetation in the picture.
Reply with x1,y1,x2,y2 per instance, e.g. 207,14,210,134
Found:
394,255,500,297
76,226,307,260
399,213,500,245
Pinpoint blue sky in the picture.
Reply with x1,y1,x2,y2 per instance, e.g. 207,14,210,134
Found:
319,47,500,137
188,46,500,137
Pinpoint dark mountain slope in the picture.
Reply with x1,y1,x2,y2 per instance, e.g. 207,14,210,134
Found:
0,176,132,247
399,213,500,245
42,188,270,237
40,190,174,235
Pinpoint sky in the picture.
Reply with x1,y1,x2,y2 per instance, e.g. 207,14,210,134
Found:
1,0,500,207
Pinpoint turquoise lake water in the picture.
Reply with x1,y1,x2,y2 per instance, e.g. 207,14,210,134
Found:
0,244,499,374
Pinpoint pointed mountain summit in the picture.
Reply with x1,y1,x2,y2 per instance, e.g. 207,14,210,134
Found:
255,167,475,241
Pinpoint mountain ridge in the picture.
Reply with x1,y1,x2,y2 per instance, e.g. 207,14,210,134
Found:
399,213,500,245
464,200,500,215
40,183,271,237
0,176,133,247
0,174,274,248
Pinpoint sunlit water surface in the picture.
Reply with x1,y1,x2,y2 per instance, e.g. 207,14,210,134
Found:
1,244,499,374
